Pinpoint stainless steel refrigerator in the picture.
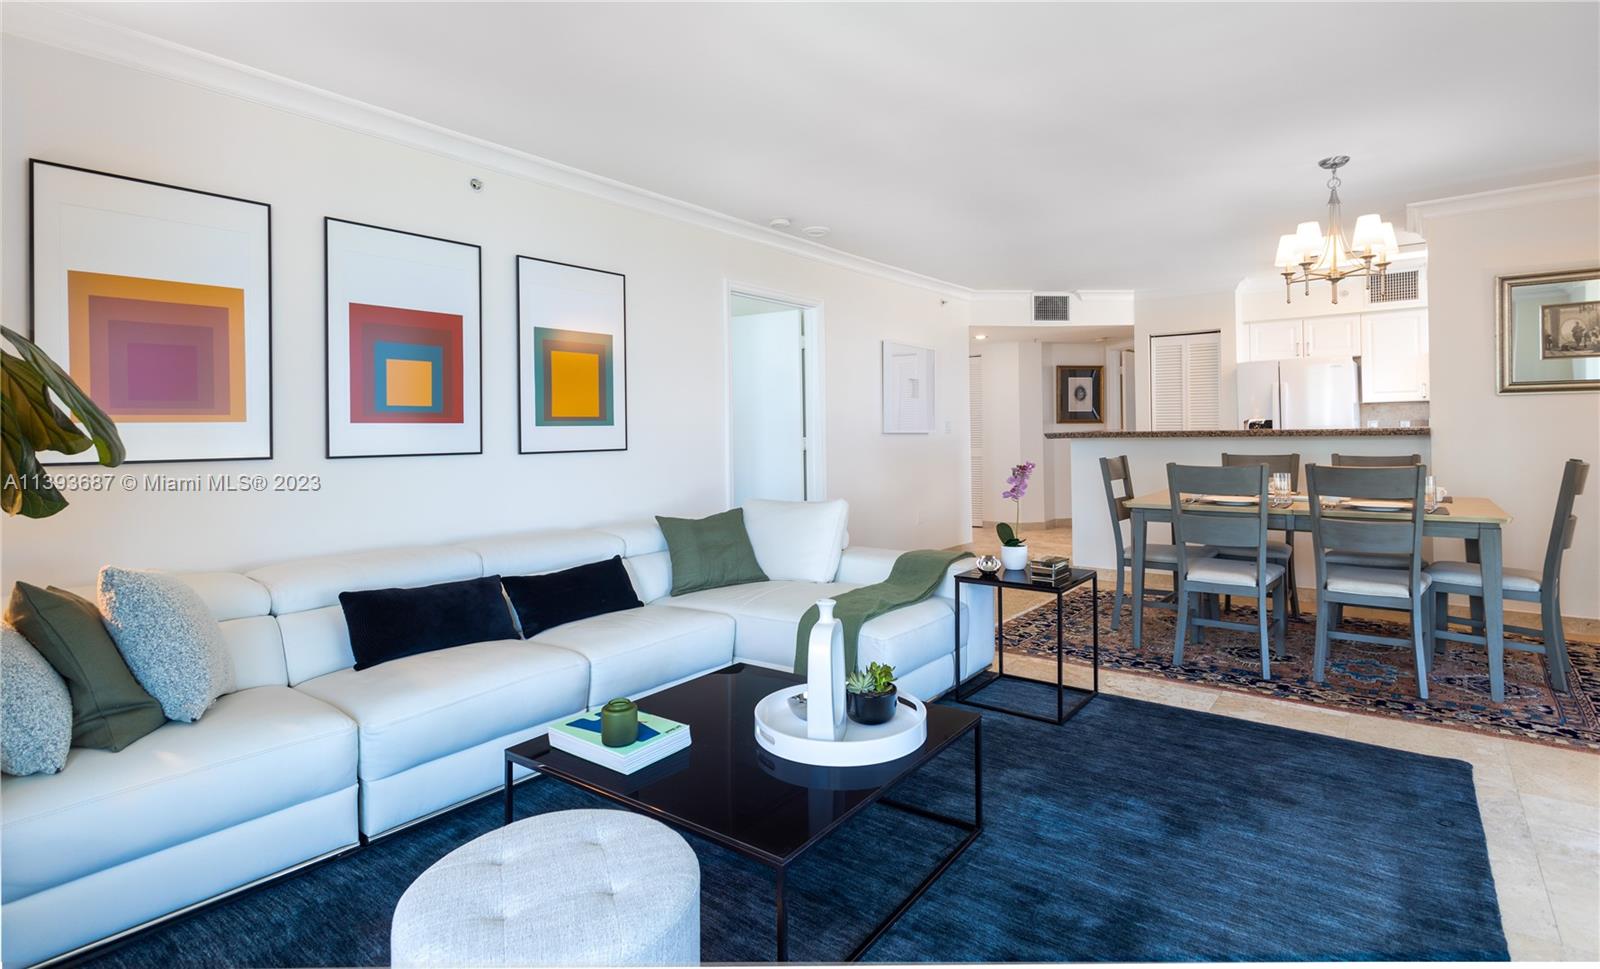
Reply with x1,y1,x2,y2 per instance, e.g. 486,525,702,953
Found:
1235,358,1361,429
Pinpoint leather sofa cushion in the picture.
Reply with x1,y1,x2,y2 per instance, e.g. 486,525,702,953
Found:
0,685,355,903
248,545,482,616
529,605,735,705
503,557,642,637
339,577,518,670
741,499,849,582
460,529,624,579
294,640,588,782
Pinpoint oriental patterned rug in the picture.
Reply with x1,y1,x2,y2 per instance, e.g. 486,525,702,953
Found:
1004,595,1600,750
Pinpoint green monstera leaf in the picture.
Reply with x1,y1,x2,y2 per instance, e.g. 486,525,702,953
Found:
1,325,125,518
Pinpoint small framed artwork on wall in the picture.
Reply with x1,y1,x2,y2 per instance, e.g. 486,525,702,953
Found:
325,218,482,458
882,341,935,433
1497,267,1600,393
516,255,628,454
1056,364,1104,422
29,160,273,463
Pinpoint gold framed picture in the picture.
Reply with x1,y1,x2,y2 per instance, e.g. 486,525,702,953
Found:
1056,364,1104,422
1497,267,1600,393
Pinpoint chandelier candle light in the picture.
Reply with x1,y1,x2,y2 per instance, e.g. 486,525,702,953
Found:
1273,156,1400,304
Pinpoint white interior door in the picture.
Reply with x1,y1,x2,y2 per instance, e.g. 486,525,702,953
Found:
730,307,807,505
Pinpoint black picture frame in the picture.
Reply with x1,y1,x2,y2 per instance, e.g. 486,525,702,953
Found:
28,159,274,464
1056,364,1104,423
324,217,484,459
515,254,629,455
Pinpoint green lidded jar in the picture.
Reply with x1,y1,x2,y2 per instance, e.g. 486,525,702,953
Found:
600,697,639,747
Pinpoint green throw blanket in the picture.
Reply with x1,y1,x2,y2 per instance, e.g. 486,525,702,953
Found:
793,550,972,676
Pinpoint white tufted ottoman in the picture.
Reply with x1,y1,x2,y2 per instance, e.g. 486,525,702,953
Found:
390,809,701,967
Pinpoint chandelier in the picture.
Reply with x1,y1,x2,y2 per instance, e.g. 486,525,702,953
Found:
1274,156,1399,304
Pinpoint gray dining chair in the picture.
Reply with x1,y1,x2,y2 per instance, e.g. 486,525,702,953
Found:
1100,455,1219,632
1219,452,1301,617
1166,462,1289,678
1305,463,1435,698
1330,453,1422,467
1427,458,1589,695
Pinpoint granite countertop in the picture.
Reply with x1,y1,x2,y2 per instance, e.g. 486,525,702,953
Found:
1045,428,1431,439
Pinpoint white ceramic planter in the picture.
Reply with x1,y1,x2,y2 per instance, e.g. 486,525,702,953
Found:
999,543,1029,571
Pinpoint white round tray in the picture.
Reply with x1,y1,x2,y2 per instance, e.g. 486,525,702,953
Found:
753,684,928,767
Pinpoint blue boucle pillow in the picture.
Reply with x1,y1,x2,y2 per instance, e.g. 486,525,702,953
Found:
2,623,72,775
98,568,236,722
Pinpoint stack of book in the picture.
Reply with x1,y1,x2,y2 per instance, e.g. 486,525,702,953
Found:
548,711,691,774
1029,555,1074,586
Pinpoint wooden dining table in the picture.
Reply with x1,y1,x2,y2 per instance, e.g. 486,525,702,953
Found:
1124,491,1517,700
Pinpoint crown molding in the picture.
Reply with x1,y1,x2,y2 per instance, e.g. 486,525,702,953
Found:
1406,175,1600,233
3,2,979,299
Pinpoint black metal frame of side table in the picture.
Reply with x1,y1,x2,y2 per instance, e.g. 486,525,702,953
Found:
503,698,982,963
952,567,1098,724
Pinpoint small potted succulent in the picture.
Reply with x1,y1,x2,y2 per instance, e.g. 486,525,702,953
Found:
845,662,898,725
996,460,1035,571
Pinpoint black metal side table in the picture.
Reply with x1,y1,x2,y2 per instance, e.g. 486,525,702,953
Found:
952,566,1098,724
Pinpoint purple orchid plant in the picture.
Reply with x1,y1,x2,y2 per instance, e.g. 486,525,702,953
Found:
996,460,1035,547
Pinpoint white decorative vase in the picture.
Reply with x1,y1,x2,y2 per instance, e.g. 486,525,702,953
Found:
805,599,846,741
999,544,1029,572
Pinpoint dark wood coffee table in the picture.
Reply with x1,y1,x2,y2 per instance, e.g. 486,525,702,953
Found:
504,664,982,962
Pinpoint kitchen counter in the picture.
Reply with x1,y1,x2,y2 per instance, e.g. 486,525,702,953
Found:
1046,427,1430,439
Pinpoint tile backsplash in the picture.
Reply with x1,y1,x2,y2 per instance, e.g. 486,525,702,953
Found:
1359,401,1431,427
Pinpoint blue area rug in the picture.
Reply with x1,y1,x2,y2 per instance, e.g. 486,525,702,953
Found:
74,686,1507,965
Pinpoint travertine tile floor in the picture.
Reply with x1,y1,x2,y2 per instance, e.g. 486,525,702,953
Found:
958,525,1600,961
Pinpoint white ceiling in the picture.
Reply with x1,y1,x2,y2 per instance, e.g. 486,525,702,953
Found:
50,2,1600,293
972,324,1133,345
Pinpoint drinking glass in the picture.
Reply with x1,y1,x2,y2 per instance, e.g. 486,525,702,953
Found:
1270,472,1292,508
1425,475,1438,512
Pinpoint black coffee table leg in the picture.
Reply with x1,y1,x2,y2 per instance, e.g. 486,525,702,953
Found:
502,756,514,826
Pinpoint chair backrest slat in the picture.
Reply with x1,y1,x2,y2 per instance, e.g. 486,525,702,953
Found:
1330,453,1422,467
1306,462,1427,595
1222,452,1301,491
1167,463,1269,567
1543,458,1590,590
1100,455,1134,561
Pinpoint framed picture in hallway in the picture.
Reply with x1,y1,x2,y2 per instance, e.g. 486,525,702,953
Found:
28,160,273,463
1496,267,1600,393
1056,364,1104,422
516,255,628,454
325,218,482,458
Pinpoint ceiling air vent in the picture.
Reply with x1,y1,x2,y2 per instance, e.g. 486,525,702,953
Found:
1369,269,1419,303
1032,293,1071,323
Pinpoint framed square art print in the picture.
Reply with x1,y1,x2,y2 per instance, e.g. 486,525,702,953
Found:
1056,364,1104,422
326,219,482,458
516,256,628,454
29,160,273,463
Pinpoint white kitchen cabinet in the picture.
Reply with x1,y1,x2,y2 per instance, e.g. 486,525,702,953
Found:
1245,319,1302,361
1303,314,1362,359
1360,310,1430,402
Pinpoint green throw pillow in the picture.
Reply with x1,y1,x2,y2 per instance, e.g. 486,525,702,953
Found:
657,509,769,596
5,583,166,752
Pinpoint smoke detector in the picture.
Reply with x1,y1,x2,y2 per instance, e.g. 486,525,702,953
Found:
768,217,792,229
801,225,831,238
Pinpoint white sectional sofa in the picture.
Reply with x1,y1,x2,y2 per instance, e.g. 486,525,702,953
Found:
1,518,991,968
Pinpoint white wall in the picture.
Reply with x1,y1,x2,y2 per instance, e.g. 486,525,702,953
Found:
1410,179,1600,618
974,341,1049,528
0,37,972,589
1041,342,1115,521
1132,290,1240,430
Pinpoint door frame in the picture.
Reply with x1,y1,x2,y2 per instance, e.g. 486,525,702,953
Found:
723,281,827,507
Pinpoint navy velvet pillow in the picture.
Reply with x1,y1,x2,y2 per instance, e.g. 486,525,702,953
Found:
501,556,643,637
338,576,518,671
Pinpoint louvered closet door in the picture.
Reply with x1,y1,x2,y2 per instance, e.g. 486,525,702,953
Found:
1149,337,1188,430
1184,334,1221,428
969,355,985,526
1149,331,1222,430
